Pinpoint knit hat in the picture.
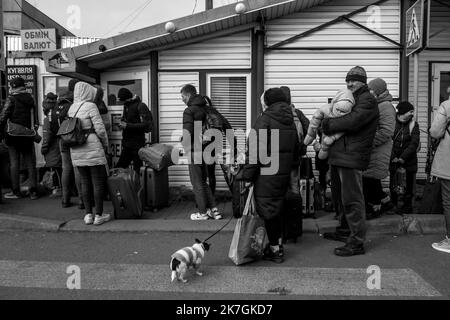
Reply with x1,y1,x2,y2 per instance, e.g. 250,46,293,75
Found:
118,88,133,102
280,86,292,105
368,78,387,96
396,101,414,115
46,92,58,101
10,77,25,88
68,79,79,92
346,66,367,84
263,88,288,107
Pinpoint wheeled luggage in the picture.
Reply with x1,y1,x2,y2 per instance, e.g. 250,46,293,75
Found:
139,166,170,212
282,191,303,244
107,168,143,219
300,178,315,218
138,143,174,171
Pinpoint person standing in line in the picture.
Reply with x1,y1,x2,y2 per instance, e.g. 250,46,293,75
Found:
181,84,222,221
0,77,39,200
239,88,299,263
116,88,153,174
321,66,379,257
68,82,111,226
363,78,396,220
430,86,450,254
389,101,420,215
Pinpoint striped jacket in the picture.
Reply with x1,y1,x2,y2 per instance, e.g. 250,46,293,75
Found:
171,244,205,266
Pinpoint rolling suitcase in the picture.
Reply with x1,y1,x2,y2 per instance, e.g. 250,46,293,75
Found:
300,178,315,218
107,168,143,219
138,143,174,171
140,166,170,212
282,191,303,244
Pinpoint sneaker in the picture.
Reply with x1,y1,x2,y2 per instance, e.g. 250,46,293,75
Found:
94,214,111,226
190,212,210,221
263,246,284,264
84,214,94,225
4,192,21,199
207,208,223,220
432,237,450,254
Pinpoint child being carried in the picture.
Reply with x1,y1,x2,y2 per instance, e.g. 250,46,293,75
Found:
304,89,355,160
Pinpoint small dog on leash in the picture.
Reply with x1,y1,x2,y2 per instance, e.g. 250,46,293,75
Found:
170,239,210,283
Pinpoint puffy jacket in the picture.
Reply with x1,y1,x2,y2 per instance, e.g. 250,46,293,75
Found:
239,101,300,220
390,117,420,173
182,95,208,158
41,116,61,168
322,85,379,171
430,99,450,180
293,106,310,157
121,96,153,149
363,90,396,179
68,82,108,167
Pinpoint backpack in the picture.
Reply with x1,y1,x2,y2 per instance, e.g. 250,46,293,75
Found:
57,102,94,148
202,97,227,144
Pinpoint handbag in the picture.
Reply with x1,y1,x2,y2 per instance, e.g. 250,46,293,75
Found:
6,120,36,138
419,176,443,214
228,186,269,266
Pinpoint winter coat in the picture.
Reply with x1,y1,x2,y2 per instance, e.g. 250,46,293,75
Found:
121,96,153,149
239,101,300,220
430,99,450,180
41,116,62,168
390,117,420,173
68,82,108,167
182,95,208,158
322,85,379,171
363,90,396,179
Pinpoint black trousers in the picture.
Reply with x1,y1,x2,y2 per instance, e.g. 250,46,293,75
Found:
362,177,384,206
389,170,415,208
265,214,282,246
117,146,142,173
206,163,216,195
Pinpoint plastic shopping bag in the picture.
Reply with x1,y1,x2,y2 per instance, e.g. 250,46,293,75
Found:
228,186,269,266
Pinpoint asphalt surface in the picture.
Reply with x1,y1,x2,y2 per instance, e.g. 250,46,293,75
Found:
0,230,449,301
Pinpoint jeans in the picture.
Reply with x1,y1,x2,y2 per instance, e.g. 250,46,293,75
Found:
117,146,142,173
440,179,450,236
77,165,107,216
330,165,366,246
363,177,384,206
389,170,415,208
188,163,216,214
61,151,82,205
8,143,37,194
206,163,216,195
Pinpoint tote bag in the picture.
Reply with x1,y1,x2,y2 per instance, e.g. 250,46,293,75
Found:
229,186,269,266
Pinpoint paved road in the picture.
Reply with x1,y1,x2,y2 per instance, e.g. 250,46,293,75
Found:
0,230,449,300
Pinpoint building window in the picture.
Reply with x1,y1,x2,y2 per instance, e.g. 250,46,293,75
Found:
207,74,251,158
107,79,142,106
43,76,71,97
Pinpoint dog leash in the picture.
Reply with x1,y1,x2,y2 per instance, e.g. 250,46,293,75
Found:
202,215,234,243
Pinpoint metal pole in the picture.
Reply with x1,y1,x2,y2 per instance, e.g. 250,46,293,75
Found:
413,53,419,119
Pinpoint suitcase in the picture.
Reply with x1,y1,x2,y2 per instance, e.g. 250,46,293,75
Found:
282,191,303,244
138,143,174,171
300,178,316,218
140,166,170,212
107,168,143,219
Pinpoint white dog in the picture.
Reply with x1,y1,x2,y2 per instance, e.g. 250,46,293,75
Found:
170,239,210,283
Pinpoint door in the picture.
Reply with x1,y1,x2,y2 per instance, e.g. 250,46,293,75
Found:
431,63,450,122
101,71,149,167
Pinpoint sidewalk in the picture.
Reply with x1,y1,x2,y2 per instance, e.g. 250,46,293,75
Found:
0,189,446,235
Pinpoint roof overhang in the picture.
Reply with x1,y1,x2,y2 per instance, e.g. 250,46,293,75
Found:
43,0,329,80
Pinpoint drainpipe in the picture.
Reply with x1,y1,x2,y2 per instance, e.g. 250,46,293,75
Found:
205,0,213,10
400,0,409,101
255,25,265,119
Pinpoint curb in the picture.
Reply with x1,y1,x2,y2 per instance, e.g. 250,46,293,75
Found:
0,213,65,232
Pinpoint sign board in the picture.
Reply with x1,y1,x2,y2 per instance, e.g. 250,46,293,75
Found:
21,28,57,52
6,65,38,107
406,0,425,56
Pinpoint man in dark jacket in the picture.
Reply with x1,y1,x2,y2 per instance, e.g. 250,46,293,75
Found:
321,66,379,257
116,88,153,173
181,84,222,221
389,101,420,214
239,88,300,263
0,77,39,200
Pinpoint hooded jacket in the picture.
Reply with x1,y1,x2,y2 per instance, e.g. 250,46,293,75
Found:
390,116,420,173
363,90,396,179
182,95,208,158
121,96,153,149
322,85,379,171
68,82,108,167
240,101,300,220
430,99,450,180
